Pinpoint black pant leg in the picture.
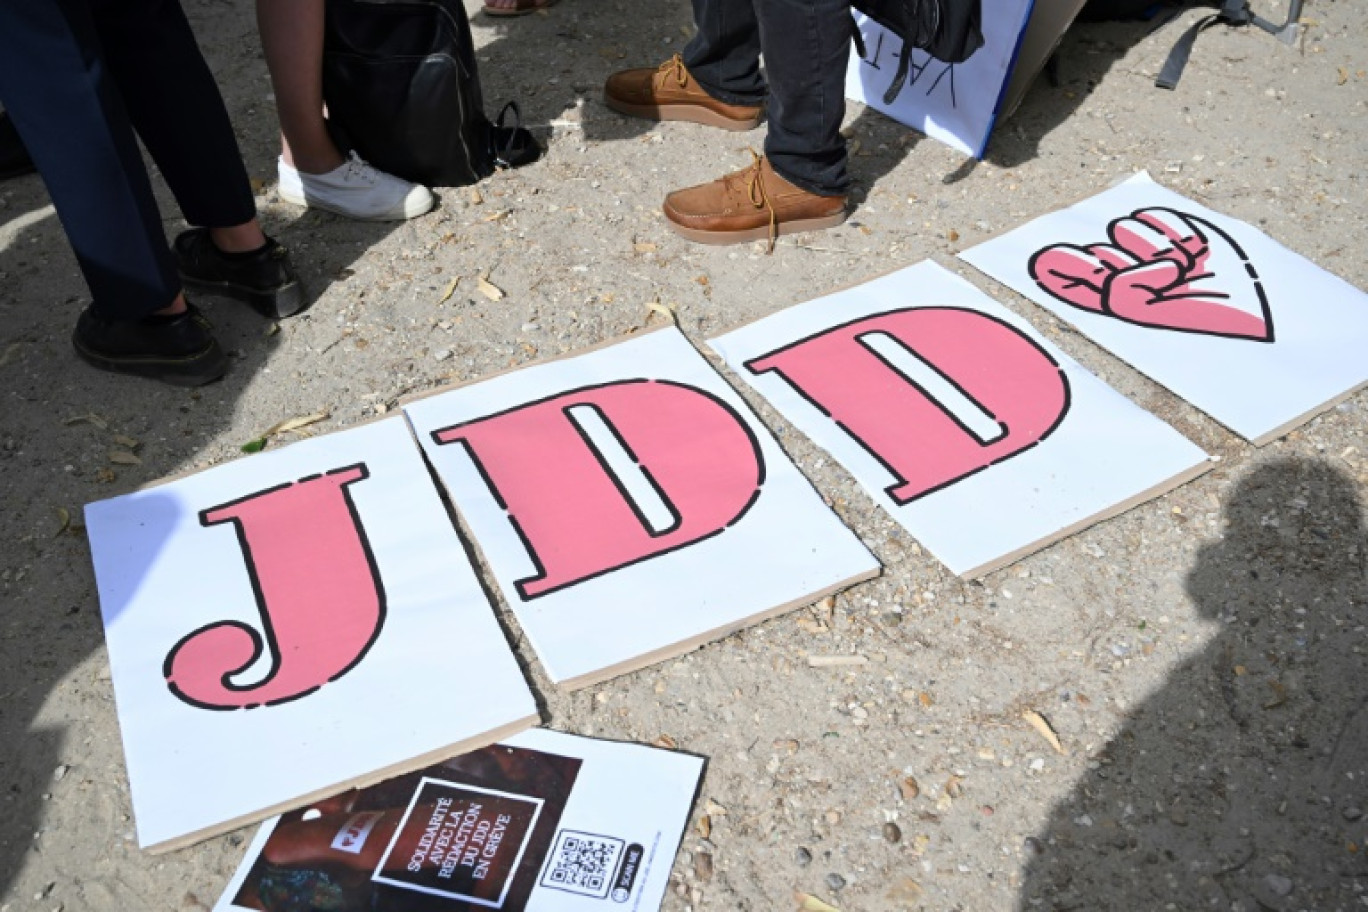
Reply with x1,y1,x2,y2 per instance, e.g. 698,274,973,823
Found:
682,0,768,104
91,0,256,230
0,0,182,319
756,0,853,196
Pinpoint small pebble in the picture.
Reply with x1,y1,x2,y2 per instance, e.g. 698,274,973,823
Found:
883,822,902,843
825,873,847,891
1265,874,1293,896
794,846,812,867
1023,836,1045,857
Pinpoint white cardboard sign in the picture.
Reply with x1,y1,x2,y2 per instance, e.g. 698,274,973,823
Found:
960,173,1368,444
709,261,1212,577
403,328,880,688
85,418,537,852
845,0,1035,157
213,729,703,912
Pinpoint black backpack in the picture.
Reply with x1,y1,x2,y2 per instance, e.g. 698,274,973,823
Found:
850,0,985,105
322,0,540,187
1077,0,1304,89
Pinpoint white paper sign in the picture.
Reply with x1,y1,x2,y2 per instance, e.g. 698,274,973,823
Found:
85,418,537,851
403,328,880,687
845,0,1035,157
214,729,704,912
709,261,1212,577
960,173,1368,444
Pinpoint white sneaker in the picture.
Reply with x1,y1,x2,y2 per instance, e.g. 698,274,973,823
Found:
276,152,436,221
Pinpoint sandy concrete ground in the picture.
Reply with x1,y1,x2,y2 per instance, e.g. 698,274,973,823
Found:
1,0,1365,909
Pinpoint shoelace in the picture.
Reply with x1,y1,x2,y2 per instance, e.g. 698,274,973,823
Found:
341,151,377,185
740,149,778,254
654,53,690,91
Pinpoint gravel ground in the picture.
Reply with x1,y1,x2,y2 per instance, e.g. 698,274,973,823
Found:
1,0,1364,909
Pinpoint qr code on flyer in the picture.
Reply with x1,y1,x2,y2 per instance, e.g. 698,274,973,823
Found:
540,829,626,898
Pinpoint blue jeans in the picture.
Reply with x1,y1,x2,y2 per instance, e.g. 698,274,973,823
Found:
683,0,853,196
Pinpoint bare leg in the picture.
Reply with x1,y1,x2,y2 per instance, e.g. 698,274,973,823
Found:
255,0,343,174
483,0,559,14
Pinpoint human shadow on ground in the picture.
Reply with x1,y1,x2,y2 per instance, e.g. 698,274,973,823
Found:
0,171,285,901
1018,458,1368,911
0,0,430,895
987,16,1160,169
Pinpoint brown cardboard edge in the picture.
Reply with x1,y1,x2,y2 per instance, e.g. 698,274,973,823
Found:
142,713,538,855
407,441,549,690
403,326,884,693
1247,379,1368,447
704,256,969,344
959,171,1152,256
109,411,398,494
997,0,1091,123
554,566,883,691
955,457,1215,579
399,324,676,407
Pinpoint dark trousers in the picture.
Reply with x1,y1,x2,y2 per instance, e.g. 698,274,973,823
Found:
0,0,256,320
683,0,853,196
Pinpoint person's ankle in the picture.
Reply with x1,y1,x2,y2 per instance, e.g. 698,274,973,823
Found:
210,223,268,255
283,149,346,176
152,293,189,318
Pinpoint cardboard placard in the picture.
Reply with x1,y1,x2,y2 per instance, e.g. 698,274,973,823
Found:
85,418,537,852
214,729,704,912
961,173,1368,444
403,328,880,688
709,261,1212,577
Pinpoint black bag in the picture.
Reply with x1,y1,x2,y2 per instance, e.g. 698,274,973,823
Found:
322,0,539,187
850,0,985,105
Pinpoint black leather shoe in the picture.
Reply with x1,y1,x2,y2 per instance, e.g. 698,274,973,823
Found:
72,303,227,387
174,228,305,319
0,111,36,181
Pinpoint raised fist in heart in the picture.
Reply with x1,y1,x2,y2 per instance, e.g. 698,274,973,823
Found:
1028,207,1273,343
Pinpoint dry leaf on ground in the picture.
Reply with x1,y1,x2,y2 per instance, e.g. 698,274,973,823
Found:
64,413,109,430
645,301,677,325
478,275,505,301
794,891,841,912
438,277,459,305
1023,709,1065,754
263,412,330,438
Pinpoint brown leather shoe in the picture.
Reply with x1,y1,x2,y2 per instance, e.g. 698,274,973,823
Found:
663,153,848,249
604,54,763,131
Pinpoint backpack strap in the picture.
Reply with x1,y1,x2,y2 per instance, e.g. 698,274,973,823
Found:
1155,10,1222,89
1156,0,1273,90
884,41,914,106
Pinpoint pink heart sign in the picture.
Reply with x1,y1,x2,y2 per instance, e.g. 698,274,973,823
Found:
1028,207,1273,343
